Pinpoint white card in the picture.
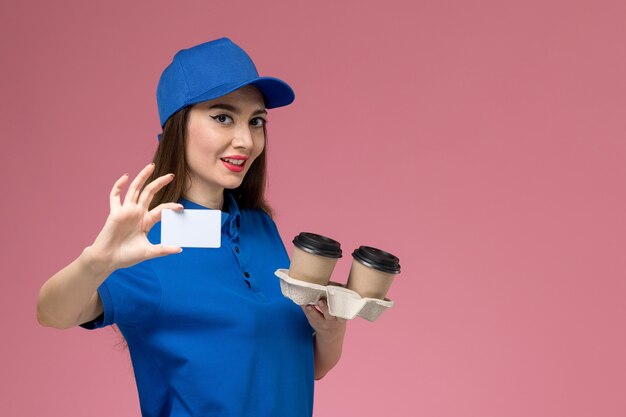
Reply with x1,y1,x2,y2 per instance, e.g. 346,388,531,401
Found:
161,209,221,248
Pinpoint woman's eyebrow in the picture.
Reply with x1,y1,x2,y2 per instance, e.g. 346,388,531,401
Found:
207,103,267,116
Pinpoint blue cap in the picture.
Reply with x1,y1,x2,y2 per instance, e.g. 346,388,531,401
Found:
156,37,295,129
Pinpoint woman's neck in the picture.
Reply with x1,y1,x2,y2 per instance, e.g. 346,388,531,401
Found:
183,185,225,211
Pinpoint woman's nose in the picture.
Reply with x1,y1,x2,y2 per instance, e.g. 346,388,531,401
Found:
232,125,254,149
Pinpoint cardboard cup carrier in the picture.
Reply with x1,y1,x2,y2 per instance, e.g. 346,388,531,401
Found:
278,233,401,322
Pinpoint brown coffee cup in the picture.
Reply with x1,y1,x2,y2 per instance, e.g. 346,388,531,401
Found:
289,232,342,286
346,246,401,299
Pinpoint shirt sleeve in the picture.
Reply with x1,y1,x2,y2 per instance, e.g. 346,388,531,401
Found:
258,209,316,336
257,209,291,265
79,258,162,330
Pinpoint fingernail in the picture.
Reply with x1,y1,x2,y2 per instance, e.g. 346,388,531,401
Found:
319,300,325,307
150,162,155,166
169,173,175,177
306,306,313,310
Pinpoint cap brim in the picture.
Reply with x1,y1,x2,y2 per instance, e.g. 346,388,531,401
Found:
185,76,295,110
246,77,295,108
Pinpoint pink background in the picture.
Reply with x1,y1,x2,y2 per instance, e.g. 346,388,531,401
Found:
1,0,625,416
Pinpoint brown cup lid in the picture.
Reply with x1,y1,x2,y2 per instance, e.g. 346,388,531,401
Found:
352,246,401,274
292,232,342,258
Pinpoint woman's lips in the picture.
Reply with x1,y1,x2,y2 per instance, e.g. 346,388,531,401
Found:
221,158,246,172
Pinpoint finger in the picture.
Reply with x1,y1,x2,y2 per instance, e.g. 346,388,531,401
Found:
316,299,333,321
145,243,183,260
144,202,185,231
109,173,129,212
137,173,175,208
302,304,324,322
123,163,155,206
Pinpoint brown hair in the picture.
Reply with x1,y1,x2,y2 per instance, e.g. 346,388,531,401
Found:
141,104,274,218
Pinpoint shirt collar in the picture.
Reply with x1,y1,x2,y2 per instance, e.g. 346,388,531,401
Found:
224,191,241,223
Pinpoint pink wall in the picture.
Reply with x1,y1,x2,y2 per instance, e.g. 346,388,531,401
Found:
2,0,625,416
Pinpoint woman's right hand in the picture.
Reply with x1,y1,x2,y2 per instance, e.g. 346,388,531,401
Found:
87,163,184,272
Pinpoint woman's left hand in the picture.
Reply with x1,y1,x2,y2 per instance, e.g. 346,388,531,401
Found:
301,299,347,339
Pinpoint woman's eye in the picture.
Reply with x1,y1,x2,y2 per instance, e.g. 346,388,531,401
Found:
250,117,266,127
211,114,233,124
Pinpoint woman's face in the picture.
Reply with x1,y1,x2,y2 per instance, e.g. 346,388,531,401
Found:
185,85,267,199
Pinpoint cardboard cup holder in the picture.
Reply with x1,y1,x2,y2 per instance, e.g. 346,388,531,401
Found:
274,269,394,322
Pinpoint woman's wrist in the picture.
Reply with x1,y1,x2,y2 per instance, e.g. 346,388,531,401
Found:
80,245,116,277
313,324,347,344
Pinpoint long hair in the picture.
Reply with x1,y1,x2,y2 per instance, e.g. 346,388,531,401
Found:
141,104,274,217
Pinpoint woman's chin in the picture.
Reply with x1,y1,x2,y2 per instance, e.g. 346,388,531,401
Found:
221,178,245,190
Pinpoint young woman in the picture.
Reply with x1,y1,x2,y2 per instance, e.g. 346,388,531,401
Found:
37,37,346,417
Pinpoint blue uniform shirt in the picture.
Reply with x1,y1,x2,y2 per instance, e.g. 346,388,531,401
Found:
81,191,315,417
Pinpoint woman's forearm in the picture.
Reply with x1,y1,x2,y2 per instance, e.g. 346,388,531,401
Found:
37,246,113,329
313,326,346,380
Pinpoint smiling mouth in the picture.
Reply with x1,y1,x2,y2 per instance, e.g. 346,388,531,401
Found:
220,158,247,172
220,158,246,166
